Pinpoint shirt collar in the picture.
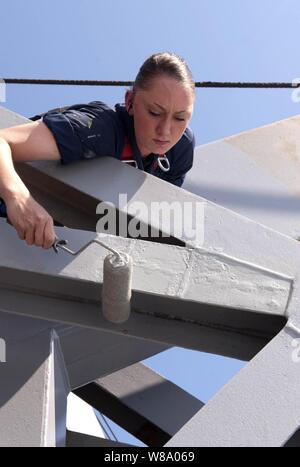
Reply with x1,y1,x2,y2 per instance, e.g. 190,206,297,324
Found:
115,104,145,170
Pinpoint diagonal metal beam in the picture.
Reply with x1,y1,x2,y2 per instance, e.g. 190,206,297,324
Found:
285,428,300,447
0,106,27,128
74,382,169,447
74,362,203,446
166,326,300,447
58,326,167,389
15,158,185,245
184,116,300,240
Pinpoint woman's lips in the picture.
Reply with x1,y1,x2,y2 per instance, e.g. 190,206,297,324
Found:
153,139,170,146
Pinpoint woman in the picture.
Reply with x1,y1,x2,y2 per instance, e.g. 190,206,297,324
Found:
0,52,195,249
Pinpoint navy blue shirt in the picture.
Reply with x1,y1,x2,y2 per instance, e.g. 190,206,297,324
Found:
0,101,195,218
42,101,195,187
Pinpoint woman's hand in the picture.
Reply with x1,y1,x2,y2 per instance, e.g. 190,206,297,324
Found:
5,190,56,249
0,122,61,249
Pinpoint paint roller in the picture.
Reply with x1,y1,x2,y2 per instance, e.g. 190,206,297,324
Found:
52,237,132,324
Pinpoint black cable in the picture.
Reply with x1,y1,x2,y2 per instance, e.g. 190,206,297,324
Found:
2,78,300,89
3,79,133,87
199,81,300,89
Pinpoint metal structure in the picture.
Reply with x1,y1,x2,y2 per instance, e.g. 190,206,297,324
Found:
0,106,299,447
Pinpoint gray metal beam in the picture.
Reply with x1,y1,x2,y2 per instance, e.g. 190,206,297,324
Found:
58,327,167,389
0,311,70,447
185,131,300,241
0,288,271,360
75,362,203,446
74,382,169,446
0,222,290,360
0,106,28,128
166,326,300,447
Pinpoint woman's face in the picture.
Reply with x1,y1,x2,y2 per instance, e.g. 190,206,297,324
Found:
126,75,194,156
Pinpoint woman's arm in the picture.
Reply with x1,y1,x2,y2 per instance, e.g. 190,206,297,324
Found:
0,120,60,162
0,120,60,248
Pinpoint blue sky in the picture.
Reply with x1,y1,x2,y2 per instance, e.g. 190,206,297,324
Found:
2,0,300,144
1,0,299,446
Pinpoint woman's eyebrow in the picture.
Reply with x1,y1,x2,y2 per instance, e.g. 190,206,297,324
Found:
153,102,166,111
153,102,188,114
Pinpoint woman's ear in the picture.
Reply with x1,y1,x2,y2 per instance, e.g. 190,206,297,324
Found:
125,90,134,115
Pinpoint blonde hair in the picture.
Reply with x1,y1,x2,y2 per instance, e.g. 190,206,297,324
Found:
134,52,195,96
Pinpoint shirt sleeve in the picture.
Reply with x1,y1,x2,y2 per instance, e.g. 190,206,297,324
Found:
42,102,119,165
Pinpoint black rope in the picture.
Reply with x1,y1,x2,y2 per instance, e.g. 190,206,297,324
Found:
2,78,300,89
199,81,300,89
3,79,133,87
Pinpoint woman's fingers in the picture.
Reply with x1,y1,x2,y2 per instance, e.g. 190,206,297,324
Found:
43,217,56,249
25,226,35,246
6,194,56,249
34,216,47,247
16,228,25,241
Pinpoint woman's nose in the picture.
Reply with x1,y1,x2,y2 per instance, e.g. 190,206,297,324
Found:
157,117,172,137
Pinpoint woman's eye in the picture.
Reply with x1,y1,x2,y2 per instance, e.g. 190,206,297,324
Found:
149,110,185,122
149,111,160,117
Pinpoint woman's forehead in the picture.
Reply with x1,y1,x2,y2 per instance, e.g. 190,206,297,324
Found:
136,76,194,110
